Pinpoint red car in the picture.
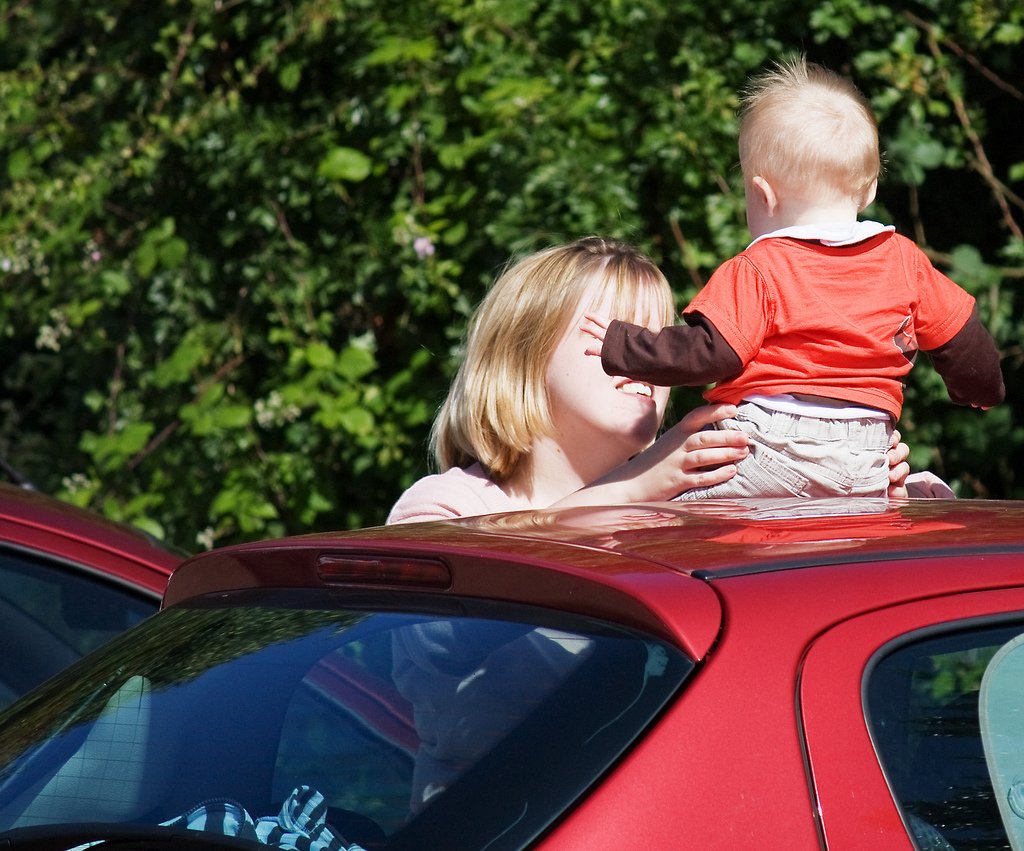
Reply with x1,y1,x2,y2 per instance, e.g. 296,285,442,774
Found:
1,497,1023,850
0,482,180,708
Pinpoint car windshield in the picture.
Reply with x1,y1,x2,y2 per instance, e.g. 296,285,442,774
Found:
0,589,691,851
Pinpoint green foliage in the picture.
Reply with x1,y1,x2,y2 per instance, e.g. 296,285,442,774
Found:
1,0,1022,549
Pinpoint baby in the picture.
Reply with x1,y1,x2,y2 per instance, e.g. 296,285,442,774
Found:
583,57,1004,498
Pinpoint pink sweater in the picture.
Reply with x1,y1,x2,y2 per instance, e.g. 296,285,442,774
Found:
386,463,520,524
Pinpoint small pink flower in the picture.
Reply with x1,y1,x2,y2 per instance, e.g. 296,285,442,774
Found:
413,236,435,259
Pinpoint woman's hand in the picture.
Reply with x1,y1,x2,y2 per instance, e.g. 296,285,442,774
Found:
556,403,750,507
646,404,751,496
884,430,955,498
886,429,912,498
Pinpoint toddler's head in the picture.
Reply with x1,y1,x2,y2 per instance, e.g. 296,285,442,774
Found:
738,57,879,218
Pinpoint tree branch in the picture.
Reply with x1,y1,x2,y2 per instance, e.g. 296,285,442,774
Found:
153,17,197,120
919,26,1023,240
903,11,1024,102
668,217,706,291
1,0,31,24
125,352,247,472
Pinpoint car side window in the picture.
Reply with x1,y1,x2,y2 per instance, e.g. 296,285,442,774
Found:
978,633,1024,851
866,622,1024,851
0,549,157,707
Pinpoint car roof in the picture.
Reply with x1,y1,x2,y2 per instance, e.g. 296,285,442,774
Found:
0,482,181,592
443,496,1024,578
164,498,1024,658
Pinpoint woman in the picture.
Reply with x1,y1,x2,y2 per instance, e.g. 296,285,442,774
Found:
390,236,913,523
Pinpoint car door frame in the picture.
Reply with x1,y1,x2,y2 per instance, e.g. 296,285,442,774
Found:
800,584,1024,849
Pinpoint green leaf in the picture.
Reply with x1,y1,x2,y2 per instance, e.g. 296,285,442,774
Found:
159,237,188,269
79,422,155,472
338,407,374,435
100,270,132,297
6,149,32,180
443,221,467,246
305,342,336,370
278,62,302,92
949,244,1000,292
364,36,437,66
337,344,376,380
135,240,158,277
210,404,253,429
318,147,372,182
153,332,211,388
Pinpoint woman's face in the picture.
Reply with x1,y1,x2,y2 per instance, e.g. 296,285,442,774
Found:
544,280,670,462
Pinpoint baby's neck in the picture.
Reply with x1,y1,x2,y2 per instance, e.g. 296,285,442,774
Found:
772,196,861,230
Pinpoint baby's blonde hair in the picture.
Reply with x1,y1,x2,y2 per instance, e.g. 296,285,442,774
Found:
739,57,880,206
431,237,674,479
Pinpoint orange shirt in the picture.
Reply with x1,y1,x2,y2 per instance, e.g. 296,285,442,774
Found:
684,231,975,419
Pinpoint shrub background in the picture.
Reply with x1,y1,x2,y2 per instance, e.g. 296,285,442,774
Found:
2,0,1022,550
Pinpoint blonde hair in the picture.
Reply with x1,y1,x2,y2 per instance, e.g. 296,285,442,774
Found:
431,237,674,479
738,57,880,206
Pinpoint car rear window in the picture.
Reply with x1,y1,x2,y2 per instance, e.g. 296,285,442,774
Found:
0,589,691,850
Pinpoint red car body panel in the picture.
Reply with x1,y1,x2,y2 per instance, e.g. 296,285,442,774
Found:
0,482,179,596
544,554,1024,849
162,498,1024,849
803,581,1024,850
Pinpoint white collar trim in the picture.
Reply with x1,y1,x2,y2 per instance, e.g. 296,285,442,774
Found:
748,220,894,248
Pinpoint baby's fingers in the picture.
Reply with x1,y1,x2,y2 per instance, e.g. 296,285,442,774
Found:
579,315,608,342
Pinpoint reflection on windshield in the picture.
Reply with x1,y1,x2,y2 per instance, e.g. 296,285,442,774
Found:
0,592,691,851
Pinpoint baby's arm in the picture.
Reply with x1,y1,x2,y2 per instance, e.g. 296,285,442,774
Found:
591,312,742,387
927,307,1004,409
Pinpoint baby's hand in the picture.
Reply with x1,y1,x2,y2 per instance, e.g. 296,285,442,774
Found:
580,313,610,357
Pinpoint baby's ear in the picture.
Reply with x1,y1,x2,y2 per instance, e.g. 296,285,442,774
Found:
750,175,778,216
859,178,878,211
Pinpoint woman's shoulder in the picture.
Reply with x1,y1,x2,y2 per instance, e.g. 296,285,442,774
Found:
386,463,514,524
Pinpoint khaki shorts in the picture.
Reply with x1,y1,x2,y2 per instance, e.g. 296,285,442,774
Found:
676,400,892,500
